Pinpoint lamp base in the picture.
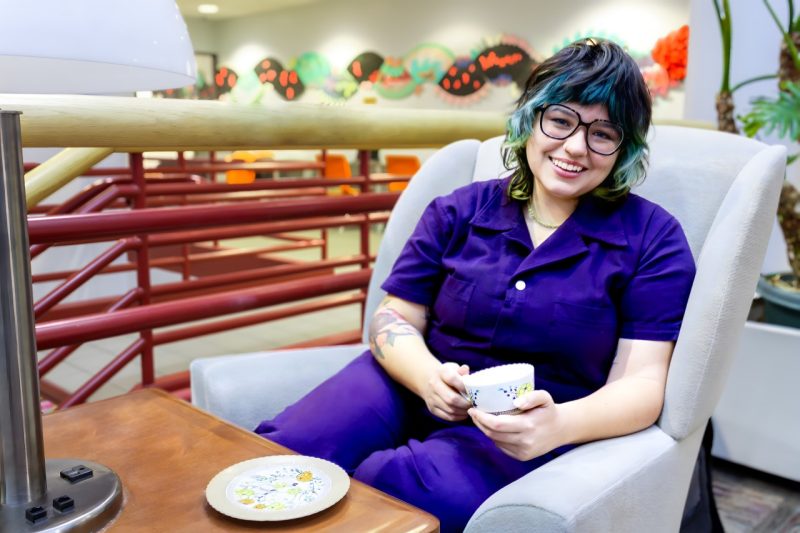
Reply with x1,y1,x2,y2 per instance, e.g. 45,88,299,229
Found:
0,458,123,532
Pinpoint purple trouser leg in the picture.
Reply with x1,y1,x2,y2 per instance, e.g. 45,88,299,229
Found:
353,426,560,532
254,352,423,472
254,352,562,532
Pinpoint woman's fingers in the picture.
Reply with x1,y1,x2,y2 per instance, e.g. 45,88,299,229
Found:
435,371,471,409
440,384,472,410
469,408,518,432
468,409,530,444
513,389,551,411
431,382,468,414
431,404,467,422
470,409,507,439
440,363,468,392
425,362,474,421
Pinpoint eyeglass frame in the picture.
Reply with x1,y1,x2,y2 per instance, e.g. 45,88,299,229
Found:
538,103,625,156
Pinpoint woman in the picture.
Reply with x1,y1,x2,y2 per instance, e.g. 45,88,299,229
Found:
255,38,695,532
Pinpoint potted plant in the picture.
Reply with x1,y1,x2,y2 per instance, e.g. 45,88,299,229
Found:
737,0,800,327
707,1,800,487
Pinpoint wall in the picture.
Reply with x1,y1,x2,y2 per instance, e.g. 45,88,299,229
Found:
184,0,689,119
185,17,218,54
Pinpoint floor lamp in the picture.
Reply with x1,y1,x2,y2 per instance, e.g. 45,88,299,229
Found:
0,1,195,530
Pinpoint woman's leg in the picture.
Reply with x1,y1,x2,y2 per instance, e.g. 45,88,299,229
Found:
254,351,421,473
353,425,564,533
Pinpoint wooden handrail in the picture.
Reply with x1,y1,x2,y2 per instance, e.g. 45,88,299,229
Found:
24,147,113,206
3,95,507,151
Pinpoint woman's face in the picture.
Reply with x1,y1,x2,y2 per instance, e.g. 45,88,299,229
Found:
525,102,620,208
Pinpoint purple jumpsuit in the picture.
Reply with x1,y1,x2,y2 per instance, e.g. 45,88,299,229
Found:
255,177,696,531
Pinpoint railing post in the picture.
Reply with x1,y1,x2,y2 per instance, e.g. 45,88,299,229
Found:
130,152,155,386
357,149,373,329
358,150,371,193
208,151,216,182
320,149,330,260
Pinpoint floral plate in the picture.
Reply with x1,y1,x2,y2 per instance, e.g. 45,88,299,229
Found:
206,455,350,521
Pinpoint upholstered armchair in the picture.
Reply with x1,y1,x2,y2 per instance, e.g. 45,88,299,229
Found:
191,126,785,532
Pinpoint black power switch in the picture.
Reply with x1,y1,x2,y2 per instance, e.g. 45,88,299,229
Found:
53,495,75,512
60,465,93,483
25,506,47,523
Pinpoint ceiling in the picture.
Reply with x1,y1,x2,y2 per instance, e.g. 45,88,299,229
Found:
176,0,326,20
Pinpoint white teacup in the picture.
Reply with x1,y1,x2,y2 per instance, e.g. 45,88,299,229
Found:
461,363,535,415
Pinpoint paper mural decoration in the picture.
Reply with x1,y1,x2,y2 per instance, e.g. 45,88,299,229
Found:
215,66,238,97
255,58,305,100
643,25,689,97
478,39,538,87
347,52,383,83
439,58,489,102
154,28,688,105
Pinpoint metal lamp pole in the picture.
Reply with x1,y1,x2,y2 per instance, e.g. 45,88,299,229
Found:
0,109,47,505
0,109,123,532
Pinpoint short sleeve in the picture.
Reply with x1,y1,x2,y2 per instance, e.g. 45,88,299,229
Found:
380,197,454,306
619,215,696,341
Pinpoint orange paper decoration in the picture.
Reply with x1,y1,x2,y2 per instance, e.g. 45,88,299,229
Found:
652,25,689,82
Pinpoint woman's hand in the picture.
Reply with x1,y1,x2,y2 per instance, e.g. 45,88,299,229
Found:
468,389,567,461
422,362,472,421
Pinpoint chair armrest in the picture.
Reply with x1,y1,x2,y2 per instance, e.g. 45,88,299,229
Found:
466,426,698,533
190,344,367,430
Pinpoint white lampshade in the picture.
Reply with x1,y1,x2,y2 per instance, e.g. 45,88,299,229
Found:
0,0,196,94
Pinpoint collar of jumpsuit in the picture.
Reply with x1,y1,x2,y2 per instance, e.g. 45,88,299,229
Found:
469,177,630,254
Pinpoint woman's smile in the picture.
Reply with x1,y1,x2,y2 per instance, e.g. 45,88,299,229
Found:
549,156,586,176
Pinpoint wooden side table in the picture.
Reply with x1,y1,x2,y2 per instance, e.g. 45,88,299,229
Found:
43,389,439,532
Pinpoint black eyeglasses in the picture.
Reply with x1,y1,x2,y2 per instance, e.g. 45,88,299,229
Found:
539,104,624,156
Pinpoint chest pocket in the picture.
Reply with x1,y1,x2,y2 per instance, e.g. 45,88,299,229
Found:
432,274,474,331
432,274,504,341
548,301,619,384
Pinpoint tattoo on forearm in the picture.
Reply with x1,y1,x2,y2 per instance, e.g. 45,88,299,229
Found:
369,306,423,359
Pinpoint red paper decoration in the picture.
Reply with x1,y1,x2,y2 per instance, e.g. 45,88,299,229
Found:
651,25,689,82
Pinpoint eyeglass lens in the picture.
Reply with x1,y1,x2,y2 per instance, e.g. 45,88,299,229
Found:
540,105,623,155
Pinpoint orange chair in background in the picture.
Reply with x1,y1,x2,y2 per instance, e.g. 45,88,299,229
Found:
316,153,358,195
385,155,421,192
225,150,274,184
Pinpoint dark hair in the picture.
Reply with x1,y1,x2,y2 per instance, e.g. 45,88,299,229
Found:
503,38,652,201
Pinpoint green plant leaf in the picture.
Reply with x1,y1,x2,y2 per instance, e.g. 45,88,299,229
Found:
740,81,800,140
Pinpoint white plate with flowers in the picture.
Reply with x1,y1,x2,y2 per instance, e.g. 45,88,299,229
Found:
206,455,350,521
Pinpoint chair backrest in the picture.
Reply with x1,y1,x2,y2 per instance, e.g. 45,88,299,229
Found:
644,128,784,440
363,126,785,442
362,139,481,333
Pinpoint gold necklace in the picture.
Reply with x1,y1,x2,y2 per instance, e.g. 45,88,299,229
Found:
527,197,562,229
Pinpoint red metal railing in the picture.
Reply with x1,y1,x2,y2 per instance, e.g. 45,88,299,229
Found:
29,150,408,407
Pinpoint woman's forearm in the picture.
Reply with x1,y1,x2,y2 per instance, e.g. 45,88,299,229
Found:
558,375,665,445
368,301,441,398
558,338,672,445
